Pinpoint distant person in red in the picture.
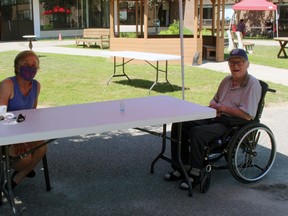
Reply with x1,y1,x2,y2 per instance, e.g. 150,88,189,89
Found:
237,19,246,37
232,21,237,33
265,19,274,38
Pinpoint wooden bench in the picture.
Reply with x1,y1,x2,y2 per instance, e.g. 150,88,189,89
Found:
75,28,110,49
233,41,255,54
227,30,255,54
234,31,255,54
203,36,216,61
203,45,216,60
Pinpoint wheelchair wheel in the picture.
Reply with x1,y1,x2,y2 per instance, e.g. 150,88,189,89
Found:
200,174,211,193
227,123,276,183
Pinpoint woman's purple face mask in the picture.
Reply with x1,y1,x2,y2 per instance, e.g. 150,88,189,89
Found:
19,66,37,81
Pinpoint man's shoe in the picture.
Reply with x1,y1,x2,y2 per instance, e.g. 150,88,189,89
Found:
26,170,36,178
179,175,201,190
164,170,184,181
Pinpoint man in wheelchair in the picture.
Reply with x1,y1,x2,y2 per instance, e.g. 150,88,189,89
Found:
164,49,262,190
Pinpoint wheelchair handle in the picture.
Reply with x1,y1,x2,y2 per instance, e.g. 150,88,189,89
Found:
267,88,276,93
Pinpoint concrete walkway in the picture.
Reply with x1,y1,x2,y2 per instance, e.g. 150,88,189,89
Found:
0,40,111,57
198,61,288,86
1,39,288,216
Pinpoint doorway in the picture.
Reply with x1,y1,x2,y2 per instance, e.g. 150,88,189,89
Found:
0,0,34,41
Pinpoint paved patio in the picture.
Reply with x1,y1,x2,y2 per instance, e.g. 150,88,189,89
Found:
1,39,288,216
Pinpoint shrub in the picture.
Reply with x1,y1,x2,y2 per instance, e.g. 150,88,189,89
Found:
120,32,137,38
159,20,193,35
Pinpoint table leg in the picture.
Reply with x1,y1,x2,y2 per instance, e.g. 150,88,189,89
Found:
149,123,193,197
106,57,131,85
177,123,193,197
149,61,159,93
0,146,18,215
149,124,167,173
164,60,174,91
0,146,4,206
277,41,287,58
28,39,33,50
147,60,174,93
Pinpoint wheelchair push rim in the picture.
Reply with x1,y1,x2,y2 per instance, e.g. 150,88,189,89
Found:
227,123,276,183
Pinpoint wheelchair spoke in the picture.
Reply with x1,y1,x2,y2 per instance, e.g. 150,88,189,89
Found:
252,163,265,171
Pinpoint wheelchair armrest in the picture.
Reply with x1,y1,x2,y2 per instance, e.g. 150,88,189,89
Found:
213,115,255,127
227,117,253,126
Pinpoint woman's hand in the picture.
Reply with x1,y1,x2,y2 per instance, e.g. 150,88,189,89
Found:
13,143,31,156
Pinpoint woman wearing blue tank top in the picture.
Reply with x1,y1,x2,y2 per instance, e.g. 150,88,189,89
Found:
0,50,48,189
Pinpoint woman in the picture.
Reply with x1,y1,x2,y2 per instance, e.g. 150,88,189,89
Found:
0,50,48,189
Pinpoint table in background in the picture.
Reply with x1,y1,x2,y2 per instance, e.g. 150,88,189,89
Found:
0,96,215,215
22,35,36,50
274,37,288,58
107,51,181,93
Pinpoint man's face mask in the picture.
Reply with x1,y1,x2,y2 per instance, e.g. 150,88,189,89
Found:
19,66,37,81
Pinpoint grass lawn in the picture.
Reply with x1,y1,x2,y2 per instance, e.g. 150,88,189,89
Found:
0,48,287,108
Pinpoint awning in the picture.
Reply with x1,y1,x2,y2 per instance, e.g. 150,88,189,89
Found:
232,0,277,11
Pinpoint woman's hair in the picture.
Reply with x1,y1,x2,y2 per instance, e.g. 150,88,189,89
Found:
14,50,40,75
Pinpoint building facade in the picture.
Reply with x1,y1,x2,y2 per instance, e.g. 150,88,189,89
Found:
0,0,110,40
0,0,287,41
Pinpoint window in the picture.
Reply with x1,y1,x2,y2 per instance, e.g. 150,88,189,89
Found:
279,5,288,31
39,0,109,30
1,0,32,21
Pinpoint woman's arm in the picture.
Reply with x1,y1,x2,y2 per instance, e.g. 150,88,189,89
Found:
33,81,41,109
0,79,13,106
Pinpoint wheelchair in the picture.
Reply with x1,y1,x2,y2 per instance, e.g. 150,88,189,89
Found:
198,80,277,193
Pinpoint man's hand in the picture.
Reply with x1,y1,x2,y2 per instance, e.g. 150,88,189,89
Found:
209,104,222,117
210,103,252,120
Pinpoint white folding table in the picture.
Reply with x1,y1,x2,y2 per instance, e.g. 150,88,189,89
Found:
106,51,181,93
0,95,215,215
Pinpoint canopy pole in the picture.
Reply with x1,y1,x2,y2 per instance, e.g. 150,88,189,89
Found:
179,0,185,100
276,11,279,38
229,11,235,32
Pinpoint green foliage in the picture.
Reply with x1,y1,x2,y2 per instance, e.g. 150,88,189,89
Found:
159,20,193,35
201,29,212,36
119,32,137,38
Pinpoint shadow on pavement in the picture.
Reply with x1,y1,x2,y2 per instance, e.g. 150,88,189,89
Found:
114,79,182,93
1,129,288,216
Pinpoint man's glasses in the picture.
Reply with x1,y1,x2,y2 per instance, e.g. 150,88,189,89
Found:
16,114,26,123
228,60,246,67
